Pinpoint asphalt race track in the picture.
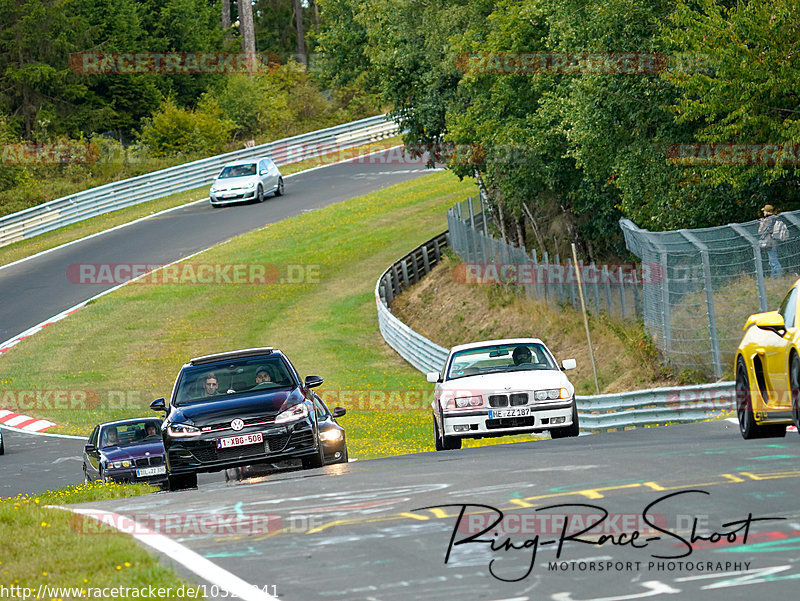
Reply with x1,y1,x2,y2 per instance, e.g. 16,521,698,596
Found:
66,420,800,600
0,149,438,342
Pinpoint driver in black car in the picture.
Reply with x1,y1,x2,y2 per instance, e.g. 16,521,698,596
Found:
254,366,273,386
512,346,532,366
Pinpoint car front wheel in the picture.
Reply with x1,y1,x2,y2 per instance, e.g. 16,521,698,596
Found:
791,354,800,434
302,442,325,469
551,403,580,439
168,473,198,490
737,357,786,439
275,177,284,197
434,415,462,450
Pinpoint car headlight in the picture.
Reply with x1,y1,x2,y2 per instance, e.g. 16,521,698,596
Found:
244,181,256,189
534,389,570,401
448,395,483,409
319,429,343,442
109,460,131,469
275,403,309,424
167,423,202,437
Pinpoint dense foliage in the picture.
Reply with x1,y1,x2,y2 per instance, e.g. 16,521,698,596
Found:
2,0,799,253
314,0,800,258
0,0,380,213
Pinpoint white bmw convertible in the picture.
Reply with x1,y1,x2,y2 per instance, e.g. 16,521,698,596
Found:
428,338,579,450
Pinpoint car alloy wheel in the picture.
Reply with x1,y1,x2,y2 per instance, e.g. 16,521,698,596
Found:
256,185,264,203
275,177,284,197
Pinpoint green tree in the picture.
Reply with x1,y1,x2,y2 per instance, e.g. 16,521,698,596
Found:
138,97,235,156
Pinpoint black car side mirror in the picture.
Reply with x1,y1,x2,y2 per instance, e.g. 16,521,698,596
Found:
150,398,166,412
304,375,324,389
84,443,96,452
332,407,346,418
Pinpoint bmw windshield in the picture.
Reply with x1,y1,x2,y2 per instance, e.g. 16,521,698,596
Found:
446,343,556,380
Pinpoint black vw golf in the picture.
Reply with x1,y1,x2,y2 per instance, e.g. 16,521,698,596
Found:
152,347,347,489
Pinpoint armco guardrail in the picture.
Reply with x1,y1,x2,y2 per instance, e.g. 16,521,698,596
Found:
375,232,450,374
0,114,398,248
576,381,735,430
375,228,736,431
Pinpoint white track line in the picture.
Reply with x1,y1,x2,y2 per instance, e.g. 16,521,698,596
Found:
50,506,279,601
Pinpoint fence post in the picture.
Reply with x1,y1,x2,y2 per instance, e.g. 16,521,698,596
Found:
602,264,613,315
730,223,768,312
421,244,431,275
591,262,601,313
679,230,722,379
619,266,627,318
569,259,578,309
543,251,550,302
555,253,563,303
468,197,478,263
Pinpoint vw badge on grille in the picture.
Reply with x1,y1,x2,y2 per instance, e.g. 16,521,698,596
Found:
231,418,245,431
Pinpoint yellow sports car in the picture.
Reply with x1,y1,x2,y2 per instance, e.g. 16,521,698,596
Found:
735,281,800,439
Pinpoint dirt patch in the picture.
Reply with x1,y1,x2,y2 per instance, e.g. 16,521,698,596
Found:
390,253,679,395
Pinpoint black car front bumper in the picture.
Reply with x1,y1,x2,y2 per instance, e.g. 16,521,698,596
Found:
165,422,318,475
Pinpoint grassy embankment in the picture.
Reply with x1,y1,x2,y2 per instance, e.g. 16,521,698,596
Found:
0,136,402,269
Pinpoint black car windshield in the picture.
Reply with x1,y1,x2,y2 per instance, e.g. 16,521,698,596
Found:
218,164,256,178
175,355,294,405
101,419,162,448
446,343,557,380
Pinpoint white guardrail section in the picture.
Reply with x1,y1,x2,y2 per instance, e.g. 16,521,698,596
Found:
0,114,398,248
375,230,737,431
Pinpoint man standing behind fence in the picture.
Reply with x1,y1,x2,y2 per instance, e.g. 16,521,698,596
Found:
758,204,788,278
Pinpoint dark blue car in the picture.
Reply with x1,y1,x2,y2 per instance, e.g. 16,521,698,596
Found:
83,417,167,485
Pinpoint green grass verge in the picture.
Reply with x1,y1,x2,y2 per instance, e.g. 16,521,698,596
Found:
0,137,403,269
0,169,514,458
0,481,194,597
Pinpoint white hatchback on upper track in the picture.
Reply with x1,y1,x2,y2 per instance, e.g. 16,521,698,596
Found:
209,157,284,207
428,338,579,450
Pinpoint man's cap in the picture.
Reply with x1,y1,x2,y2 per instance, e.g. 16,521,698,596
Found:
761,204,775,213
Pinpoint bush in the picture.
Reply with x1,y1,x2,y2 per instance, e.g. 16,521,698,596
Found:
139,97,235,157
